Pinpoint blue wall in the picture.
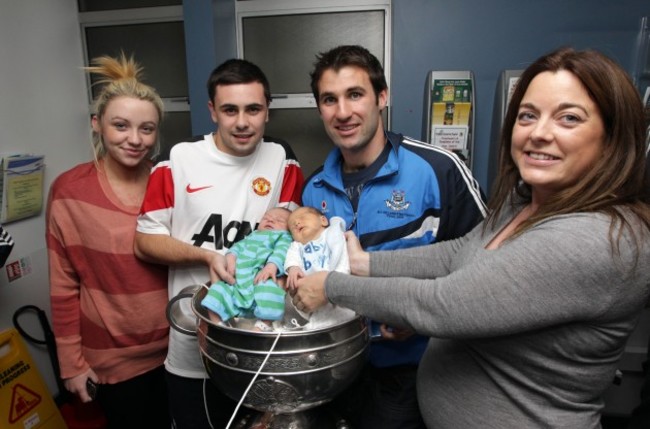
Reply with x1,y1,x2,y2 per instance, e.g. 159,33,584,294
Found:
182,0,236,134
390,0,649,192
184,0,650,191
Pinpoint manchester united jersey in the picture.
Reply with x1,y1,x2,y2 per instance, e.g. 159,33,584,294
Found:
137,134,303,377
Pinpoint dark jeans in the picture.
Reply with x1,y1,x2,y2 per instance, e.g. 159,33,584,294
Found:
166,370,250,429
328,363,426,429
96,365,170,429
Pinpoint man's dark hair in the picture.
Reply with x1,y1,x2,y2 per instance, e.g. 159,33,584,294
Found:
310,45,387,102
207,58,271,105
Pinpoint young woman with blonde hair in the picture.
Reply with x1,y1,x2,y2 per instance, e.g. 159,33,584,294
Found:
47,53,170,428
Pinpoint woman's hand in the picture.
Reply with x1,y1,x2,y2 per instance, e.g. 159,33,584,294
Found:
345,231,370,277
64,369,99,403
293,271,329,312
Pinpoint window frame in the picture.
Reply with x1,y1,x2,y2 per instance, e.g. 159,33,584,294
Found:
78,5,189,113
235,0,392,112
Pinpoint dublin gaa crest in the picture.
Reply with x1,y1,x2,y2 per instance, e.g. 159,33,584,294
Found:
385,190,410,211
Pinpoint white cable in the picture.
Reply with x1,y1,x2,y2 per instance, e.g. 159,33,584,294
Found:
225,329,283,429
199,281,302,427
203,377,215,429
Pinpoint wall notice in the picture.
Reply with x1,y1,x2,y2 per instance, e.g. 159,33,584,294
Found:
429,79,472,154
0,154,45,224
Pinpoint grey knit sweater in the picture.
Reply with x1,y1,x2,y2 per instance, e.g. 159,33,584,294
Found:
326,207,650,428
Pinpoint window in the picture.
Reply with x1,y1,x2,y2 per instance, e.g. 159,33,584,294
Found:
236,0,391,176
79,4,191,159
241,10,386,96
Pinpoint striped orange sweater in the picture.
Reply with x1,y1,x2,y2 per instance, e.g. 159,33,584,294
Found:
47,161,168,384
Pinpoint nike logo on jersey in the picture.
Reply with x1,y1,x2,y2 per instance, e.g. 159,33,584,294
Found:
186,184,214,193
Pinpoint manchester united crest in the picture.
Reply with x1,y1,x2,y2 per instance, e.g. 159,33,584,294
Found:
252,177,271,196
385,190,410,211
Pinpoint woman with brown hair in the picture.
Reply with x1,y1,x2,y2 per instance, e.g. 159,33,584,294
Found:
293,47,650,428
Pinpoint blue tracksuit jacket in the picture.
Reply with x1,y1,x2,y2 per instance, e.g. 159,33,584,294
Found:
302,131,487,367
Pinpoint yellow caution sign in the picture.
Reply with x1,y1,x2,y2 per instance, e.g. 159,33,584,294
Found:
0,328,66,429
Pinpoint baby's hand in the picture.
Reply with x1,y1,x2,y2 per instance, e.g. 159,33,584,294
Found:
254,263,278,284
286,266,305,291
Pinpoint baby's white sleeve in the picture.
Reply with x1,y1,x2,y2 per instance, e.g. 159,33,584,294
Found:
326,217,350,274
284,241,303,271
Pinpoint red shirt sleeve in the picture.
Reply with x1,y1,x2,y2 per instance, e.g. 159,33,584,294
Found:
279,159,304,207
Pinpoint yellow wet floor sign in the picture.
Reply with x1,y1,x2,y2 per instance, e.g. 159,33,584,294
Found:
0,328,66,429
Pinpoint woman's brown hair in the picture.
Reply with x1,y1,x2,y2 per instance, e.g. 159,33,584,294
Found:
487,47,650,250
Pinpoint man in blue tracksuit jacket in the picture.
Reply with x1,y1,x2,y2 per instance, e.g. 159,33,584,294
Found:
302,45,487,428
